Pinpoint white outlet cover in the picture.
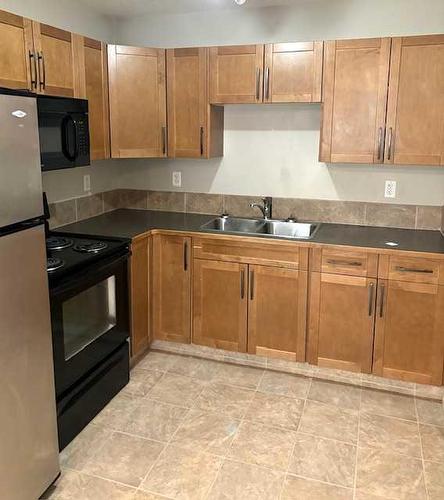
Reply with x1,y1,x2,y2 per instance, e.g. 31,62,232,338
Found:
384,180,396,198
172,171,182,187
83,174,91,192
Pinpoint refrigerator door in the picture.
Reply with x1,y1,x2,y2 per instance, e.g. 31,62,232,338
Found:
0,93,43,228
0,225,60,500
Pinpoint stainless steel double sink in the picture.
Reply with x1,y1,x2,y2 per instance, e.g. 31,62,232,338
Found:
200,216,320,240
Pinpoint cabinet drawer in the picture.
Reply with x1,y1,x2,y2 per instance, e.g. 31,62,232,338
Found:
387,256,442,284
312,247,378,277
193,236,307,269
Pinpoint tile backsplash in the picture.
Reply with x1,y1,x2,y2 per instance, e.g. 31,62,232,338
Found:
49,189,444,232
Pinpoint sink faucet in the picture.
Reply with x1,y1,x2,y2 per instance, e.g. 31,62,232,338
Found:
250,197,273,220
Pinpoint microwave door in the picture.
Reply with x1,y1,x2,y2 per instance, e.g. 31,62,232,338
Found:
61,115,79,162
39,112,74,170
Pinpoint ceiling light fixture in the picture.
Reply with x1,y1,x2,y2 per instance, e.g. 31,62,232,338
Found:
234,0,247,5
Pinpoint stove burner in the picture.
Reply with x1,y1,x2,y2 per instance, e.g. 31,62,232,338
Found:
73,241,108,254
47,257,64,272
46,236,73,251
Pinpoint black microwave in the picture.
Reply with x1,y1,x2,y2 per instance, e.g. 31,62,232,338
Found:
37,95,90,171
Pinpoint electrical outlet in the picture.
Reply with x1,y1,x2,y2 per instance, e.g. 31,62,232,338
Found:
172,171,182,188
83,174,91,192
384,180,396,198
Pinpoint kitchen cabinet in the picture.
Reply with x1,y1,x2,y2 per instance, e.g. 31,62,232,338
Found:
384,35,444,166
320,38,391,163
31,22,84,97
263,42,323,103
0,10,34,90
247,265,307,361
193,259,248,352
374,280,444,385
167,47,224,158
108,45,167,158
130,234,151,358
83,37,110,160
152,234,191,343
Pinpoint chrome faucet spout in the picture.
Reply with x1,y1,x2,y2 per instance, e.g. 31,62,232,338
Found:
250,197,273,220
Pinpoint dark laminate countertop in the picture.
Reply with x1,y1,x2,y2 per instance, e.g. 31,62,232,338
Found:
57,209,444,255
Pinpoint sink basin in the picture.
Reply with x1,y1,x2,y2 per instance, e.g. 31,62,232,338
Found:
200,216,320,240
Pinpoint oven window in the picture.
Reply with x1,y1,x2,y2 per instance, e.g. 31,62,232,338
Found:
62,276,117,360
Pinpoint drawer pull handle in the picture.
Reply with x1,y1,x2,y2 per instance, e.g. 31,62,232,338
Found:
395,266,433,274
250,269,254,300
240,269,245,299
255,68,261,100
183,241,188,271
327,259,362,267
379,284,385,318
368,282,374,317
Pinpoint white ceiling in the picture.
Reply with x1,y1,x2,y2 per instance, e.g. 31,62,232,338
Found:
77,0,306,19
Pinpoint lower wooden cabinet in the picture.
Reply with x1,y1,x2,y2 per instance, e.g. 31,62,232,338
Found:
129,234,150,358
152,234,191,343
307,273,377,373
373,280,444,385
248,265,307,361
193,259,247,352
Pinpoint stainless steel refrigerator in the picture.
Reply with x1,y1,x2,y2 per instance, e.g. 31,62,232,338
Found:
0,88,60,499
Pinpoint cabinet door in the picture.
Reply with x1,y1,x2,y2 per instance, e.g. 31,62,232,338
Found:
0,10,34,90
83,37,110,160
307,273,377,373
108,45,167,158
130,235,150,358
264,42,323,103
248,265,307,362
209,45,264,104
32,22,83,96
320,38,391,163
152,234,191,343
193,259,247,352
385,35,444,166
374,280,444,385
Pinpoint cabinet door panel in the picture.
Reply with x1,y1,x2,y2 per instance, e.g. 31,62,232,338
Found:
373,280,444,385
84,38,110,160
320,38,390,163
385,35,444,166
308,273,376,373
0,10,34,90
108,45,166,158
193,259,247,352
264,42,322,103
248,265,307,361
209,45,264,104
152,234,191,343
130,235,150,357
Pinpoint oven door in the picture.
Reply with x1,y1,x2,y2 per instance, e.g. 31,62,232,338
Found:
50,253,129,397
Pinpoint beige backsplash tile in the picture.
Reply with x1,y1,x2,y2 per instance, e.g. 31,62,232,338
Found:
223,194,264,217
48,199,76,229
185,192,223,215
147,190,185,212
120,189,148,210
365,202,417,229
103,189,124,212
416,206,442,230
76,193,104,221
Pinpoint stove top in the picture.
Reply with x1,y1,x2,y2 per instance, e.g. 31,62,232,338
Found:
46,233,129,283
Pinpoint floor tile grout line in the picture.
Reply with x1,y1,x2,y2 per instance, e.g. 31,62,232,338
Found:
352,385,363,500
415,396,430,500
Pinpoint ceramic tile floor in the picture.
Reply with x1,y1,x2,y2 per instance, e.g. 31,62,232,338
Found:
42,351,444,500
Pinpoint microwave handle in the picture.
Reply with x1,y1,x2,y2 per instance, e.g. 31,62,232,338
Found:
61,115,79,161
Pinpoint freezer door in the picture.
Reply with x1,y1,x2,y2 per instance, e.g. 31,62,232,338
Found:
0,225,60,500
0,94,43,228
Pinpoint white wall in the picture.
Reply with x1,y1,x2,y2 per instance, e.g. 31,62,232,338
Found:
113,0,444,206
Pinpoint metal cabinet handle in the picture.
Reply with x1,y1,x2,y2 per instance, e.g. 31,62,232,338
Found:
368,282,374,316
200,126,204,156
240,269,245,299
395,266,433,274
327,259,362,267
264,67,270,100
379,284,385,318
28,51,37,90
387,127,393,160
183,241,188,271
162,126,167,155
250,270,255,300
377,127,384,161
255,68,261,101
37,51,46,90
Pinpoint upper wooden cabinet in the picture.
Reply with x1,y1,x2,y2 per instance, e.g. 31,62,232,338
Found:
82,37,110,160
264,42,323,103
384,35,444,166
108,45,167,158
320,38,391,163
209,42,323,104
166,47,223,158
